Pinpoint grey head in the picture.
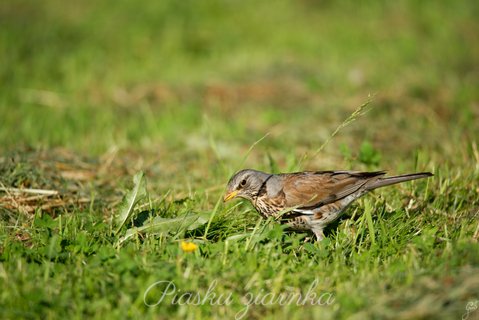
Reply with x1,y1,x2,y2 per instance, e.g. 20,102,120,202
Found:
224,169,272,202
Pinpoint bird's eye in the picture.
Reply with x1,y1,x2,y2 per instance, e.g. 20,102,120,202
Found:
240,179,247,187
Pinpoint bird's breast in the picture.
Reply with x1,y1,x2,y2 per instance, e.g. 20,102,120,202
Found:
254,194,286,218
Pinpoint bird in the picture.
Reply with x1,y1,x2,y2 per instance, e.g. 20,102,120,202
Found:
223,169,432,241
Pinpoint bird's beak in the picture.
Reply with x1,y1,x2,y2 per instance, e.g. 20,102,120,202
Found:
223,190,238,202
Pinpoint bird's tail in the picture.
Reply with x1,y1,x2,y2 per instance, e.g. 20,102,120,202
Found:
367,172,433,190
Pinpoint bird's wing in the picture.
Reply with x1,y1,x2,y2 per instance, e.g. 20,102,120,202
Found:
280,171,386,212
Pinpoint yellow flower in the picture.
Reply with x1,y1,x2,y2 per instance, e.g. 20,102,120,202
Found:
180,241,198,253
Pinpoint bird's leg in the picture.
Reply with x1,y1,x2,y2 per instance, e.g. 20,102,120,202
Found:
312,227,325,241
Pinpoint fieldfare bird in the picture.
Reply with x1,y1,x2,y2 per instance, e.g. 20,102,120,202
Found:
224,169,432,240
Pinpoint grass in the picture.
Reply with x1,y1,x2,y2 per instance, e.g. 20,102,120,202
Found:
1,0,479,319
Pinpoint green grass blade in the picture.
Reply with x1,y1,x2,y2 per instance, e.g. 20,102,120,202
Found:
114,171,147,234
117,213,208,246
364,199,376,245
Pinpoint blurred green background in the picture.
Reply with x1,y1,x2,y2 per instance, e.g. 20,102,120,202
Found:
1,0,477,167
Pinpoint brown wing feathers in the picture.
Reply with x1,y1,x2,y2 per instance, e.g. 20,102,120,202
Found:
281,171,386,209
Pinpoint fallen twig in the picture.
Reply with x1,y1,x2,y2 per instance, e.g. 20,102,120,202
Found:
0,187,59,196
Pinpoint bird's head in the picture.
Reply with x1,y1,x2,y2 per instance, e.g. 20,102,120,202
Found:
223,169,270,202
